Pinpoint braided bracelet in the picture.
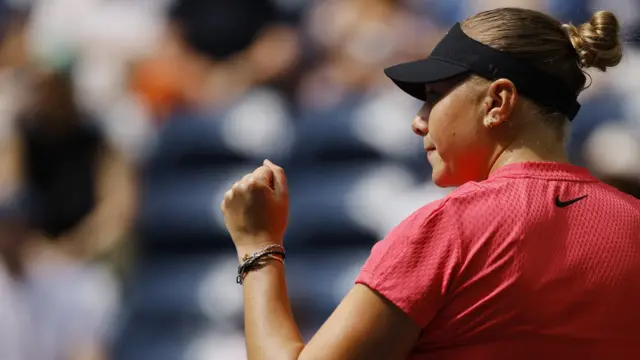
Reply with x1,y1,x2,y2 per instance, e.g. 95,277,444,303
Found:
236,244,286,284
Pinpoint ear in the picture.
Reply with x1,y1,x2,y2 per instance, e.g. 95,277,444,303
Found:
481,78,518,129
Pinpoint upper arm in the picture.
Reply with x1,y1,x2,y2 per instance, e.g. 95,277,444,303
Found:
299,284,421,360
95,146,137,220
0,135,22,188
62,146,137,257
299,200,462,360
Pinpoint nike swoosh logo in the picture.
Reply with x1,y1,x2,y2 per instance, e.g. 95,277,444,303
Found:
555,194,588,208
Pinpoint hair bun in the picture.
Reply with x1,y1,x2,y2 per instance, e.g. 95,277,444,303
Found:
562,11,623,71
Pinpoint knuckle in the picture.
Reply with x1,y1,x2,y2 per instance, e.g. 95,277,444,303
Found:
270,162,284,170
271,164,285,175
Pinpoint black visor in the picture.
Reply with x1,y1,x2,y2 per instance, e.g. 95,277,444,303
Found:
385,23,581,120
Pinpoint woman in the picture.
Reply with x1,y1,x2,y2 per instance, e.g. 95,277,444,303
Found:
220,8,640,360
0,58,133,360
12,70,136,260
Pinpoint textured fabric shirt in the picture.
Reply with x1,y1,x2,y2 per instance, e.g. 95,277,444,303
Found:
356,162,640,359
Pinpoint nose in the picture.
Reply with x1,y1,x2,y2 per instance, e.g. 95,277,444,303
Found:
412,115,428,137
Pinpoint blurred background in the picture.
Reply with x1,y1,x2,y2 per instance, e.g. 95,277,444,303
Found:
0,0,638,359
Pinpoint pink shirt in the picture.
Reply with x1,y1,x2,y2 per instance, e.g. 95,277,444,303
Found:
356,162,640,359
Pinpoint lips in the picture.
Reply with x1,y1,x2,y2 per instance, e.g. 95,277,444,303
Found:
425,145,436,160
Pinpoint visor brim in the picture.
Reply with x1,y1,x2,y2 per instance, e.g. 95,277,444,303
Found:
384,58,469,101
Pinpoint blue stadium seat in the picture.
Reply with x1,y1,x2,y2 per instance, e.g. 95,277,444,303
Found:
112,250,372,358
137,170,224,251
285,249,371,332
548,0,590,23
148,112,242,172
125,258,215,318
114,338,189,360
137,165,258,252
147,88,294,176
291,98,383,165
138,162,384,251
291,92,430,179
284,162,421,249
112,254,243,359
284,163,380,249
137,159,424,253
566,91,625,166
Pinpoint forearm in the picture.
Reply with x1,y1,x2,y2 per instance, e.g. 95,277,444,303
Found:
238,245,304,360
79,148,137,256
0,135,22,188
58,185,136,258
69,345,108,360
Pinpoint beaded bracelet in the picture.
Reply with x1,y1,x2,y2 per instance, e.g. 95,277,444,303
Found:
236,244,286,284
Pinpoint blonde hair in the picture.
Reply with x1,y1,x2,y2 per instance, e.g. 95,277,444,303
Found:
461,8,622,119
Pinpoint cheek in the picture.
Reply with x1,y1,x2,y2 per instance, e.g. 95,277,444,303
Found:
429,104,478,158
428,100,491,178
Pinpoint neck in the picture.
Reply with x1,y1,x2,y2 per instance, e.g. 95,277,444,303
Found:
488,124,570,176
490,146,570,174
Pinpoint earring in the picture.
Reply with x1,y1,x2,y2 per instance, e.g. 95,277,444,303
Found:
485,117,497,128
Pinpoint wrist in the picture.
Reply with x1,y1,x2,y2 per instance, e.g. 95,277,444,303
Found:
235,243,286,284
236,240,284,262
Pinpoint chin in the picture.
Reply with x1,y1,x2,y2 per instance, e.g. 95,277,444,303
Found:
431,169,450,188
432,176,452,188
431,168,462,188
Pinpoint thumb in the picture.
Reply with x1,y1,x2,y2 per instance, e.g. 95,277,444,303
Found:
263,159,288,199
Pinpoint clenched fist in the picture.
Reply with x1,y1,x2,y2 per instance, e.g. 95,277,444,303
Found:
221,160,289,255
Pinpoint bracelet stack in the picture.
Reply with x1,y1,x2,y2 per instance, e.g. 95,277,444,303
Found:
236,244,286,285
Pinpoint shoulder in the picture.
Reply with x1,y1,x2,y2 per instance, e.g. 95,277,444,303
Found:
379,179,525,258
439,177,528,215
355,186,483,327
596,180,640,207
361,178,521,277
383,180,500,240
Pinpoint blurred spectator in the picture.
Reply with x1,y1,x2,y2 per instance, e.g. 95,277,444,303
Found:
0,8,135,360
0,187,118,360
0,189,31,360
14,69,137,259
0,188,29,278
131,0,301,119
0,0,137,260
299,0,441,110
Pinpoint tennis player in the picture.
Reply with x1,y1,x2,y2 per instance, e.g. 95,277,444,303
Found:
221,8,640,360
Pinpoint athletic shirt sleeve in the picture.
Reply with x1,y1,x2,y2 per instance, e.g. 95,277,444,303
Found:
355,198,462,328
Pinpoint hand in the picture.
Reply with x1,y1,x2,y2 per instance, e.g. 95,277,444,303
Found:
221,160,289,254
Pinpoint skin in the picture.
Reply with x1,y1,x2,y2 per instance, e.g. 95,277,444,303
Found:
220,75,571,360
417,76,570,187
0,219,28,278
